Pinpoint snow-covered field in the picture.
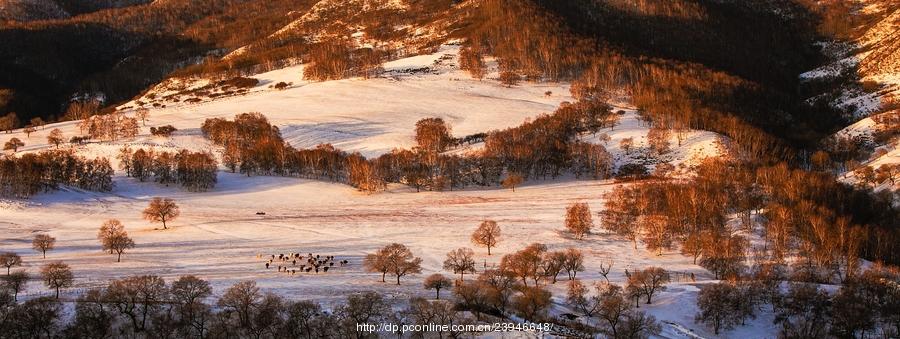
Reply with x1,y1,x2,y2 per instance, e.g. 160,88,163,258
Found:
0,173,776,338
0,44,747,338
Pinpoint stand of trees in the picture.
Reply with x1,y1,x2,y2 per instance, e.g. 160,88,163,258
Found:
694,264,899,338
118,147,217,192
600,159,900,275
200,106,618,193
302,39,385,81
0,150,113,198
77,111,139,141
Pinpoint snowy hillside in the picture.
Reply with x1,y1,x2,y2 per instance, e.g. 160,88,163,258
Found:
0,172,762,338
2,44,726,167
800,0,900,118
0,39,741,337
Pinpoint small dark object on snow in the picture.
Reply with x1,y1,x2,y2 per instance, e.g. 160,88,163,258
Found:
256,212,266,215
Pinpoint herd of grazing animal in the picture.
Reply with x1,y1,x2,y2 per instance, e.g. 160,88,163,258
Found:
259,252,350,276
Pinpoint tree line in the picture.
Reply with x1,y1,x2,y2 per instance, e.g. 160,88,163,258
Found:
200,105,621,193
600,159,900,273
117,147,218,192
0,150,113,198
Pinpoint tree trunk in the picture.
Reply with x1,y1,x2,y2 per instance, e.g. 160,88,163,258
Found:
396,275,401,285
55,286,60,299
42,250,46,259
435,289,440,300
118,252,122,262
381,272,386,282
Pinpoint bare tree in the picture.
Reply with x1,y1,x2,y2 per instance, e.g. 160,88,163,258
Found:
217,280,261,330
98,219,124,254
443,247,477,280
599,257,614,283
512,286,551,320
23,126,35,138
363,250,391,283
32,234,56,259
471,220,501,255
41,261,73,299
2,270,28,301
143,197,180,229
4,137,24,152
562,248,585,280
47,128,64,148
414,118,453,153
383,243,423,285
594,283,661,338
339,291,390,339
619,137,634,154
566,279,601,317
565,202,593,239
501,173,524,192
499,71,520,87
541,251,566,284
647,127,671,156
98,219,135,262
136,108,150,126
107,233,135,263
106,275,168,332
30,117,44,130
171,275,213,336
695,282,746,335
627,267,670,304
1,252,22,275
500,243,546,286
423,274,453,300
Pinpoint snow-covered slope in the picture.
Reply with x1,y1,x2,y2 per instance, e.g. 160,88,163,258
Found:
800,1,900,118
2,44,726,169
0,171,764,338
806,1,900,190
0,34,740,336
